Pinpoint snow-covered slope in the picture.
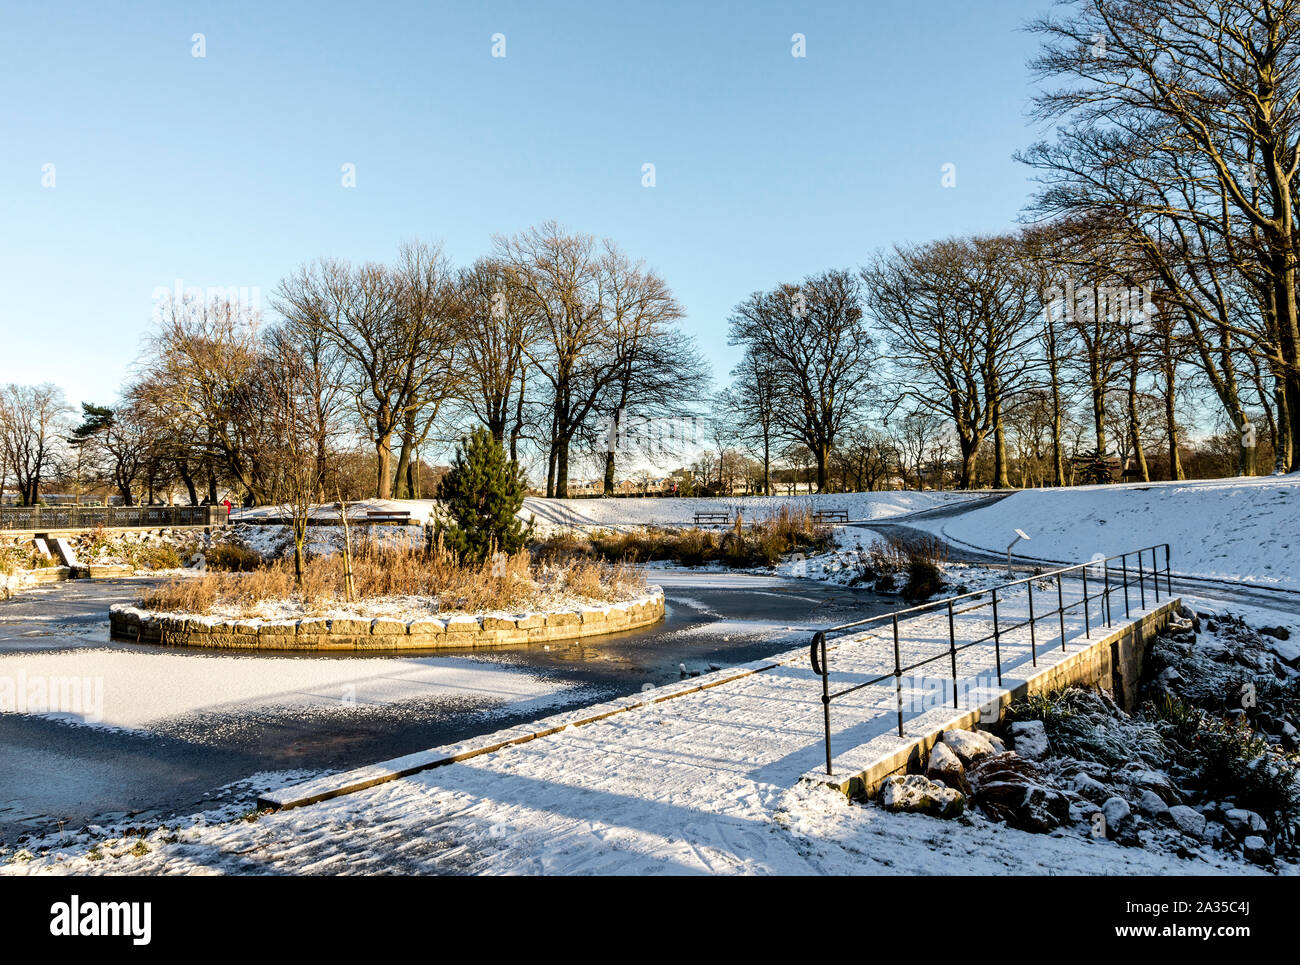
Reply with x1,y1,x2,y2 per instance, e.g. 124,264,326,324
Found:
918,476,1300,591
520,491,979,533
232,491,980,535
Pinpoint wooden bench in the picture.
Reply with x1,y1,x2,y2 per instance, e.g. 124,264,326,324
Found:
365,510,414,525
692,512,731,526
813,509,850,525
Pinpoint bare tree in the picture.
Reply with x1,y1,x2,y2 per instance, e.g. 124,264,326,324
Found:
863,237,1040,489
0,384,71,505
728,269,876,492
1022,0,1300,471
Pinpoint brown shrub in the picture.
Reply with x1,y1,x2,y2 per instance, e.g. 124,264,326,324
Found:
138,538,643,618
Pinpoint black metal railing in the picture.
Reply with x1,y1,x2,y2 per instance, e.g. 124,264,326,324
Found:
809,544,1173,776
0,504,228,532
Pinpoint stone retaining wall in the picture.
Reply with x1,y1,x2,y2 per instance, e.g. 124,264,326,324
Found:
109,588,666,651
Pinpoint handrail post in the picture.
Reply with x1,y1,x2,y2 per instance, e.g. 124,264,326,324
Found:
1103,559,1111,627
1057,572,1066,650
1151,547,1160,604
1165,544,1172,596
1082,565,1090,638
1122,554,1131,618
1138,550,1146,610
1027,579,1037,667
891,615,904,739
947,600,958,710
991,588,1002,686
812,631,832,776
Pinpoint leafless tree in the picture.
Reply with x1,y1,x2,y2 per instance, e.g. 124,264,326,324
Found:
728,269,876,492
0,384,70,504
1021,0,1300,471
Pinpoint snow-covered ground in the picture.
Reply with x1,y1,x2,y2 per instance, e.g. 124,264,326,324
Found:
231,492,981,535
8,586,1293,876
520,491,980,534
913,476,1300,591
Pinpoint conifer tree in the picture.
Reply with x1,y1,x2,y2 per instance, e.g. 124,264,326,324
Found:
436,428,531,562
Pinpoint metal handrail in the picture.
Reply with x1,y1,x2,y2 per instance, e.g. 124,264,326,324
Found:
810,543,1173,775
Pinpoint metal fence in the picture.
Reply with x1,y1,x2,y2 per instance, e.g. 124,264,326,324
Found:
808,544,1173,776
0,504,228,532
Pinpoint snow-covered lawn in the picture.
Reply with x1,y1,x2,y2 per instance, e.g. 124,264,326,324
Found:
520,491,980,534
915,476,1300,591
231,492,981,536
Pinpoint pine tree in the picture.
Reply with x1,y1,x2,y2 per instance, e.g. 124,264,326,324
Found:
436,428,531,562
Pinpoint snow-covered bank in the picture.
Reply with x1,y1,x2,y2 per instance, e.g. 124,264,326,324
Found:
522,491,980,534
915,476,1300,591
232,491,982,535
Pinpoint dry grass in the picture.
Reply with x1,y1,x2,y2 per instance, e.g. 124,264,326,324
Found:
139,536,645,618
536,506,835,569
0,541,57,575
852,534,950,601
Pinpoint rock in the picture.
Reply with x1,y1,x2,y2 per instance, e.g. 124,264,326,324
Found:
1102,796,1132,833
926,741,970,796
984,733,1007,754
1224,808,1268,839
1267,637,1300,667
1138,789,1170,818
1262,626,1291,641
940,728,997,766
1126,768,1183,805
879,774,965,819
1009,720,1050,760
968,753,1070,833
1243,835,1271,864
1070,773,1112,804
1203,821,1228,846
1282,721,1299,751
1168,805,1207,839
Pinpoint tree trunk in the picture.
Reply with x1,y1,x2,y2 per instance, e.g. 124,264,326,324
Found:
1164,362,1183,482
1126,363,1149,482
992,400,1010,489
602,450,616,496
1276,379,1294,474
555,436,570,498
178,460,199,506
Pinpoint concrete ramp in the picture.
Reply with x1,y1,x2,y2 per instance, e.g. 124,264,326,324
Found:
49,537,82,570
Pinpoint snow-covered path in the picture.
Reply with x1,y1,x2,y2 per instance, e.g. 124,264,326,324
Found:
8,578,1270,876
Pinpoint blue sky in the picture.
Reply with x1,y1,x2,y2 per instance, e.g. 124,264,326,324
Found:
1,0,1052,409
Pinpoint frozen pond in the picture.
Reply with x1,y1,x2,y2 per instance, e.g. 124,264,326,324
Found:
0,573,896,840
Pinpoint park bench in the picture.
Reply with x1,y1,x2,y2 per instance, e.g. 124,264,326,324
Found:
813,509,850,525
692,512,731,526
365,510,414,525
